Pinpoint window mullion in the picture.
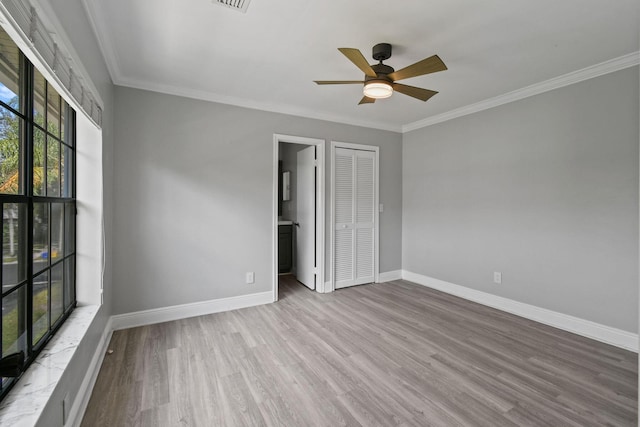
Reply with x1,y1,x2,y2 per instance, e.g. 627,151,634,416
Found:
0,203,3,358
47,204,51,335
43,83,47,199
24,52,34,359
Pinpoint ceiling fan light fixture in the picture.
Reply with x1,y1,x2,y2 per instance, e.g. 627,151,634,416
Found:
363,81,393,99
317,44,447,104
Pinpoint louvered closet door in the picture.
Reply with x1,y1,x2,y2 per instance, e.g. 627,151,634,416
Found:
334,148,376,289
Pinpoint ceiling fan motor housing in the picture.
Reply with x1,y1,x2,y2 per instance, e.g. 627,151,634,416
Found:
372,43,392,61
366,63,394,84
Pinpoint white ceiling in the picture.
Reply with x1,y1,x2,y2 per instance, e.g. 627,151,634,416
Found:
82,0,639,132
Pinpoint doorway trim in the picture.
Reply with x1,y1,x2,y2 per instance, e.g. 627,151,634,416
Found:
272,134,326,302
329,141,380,293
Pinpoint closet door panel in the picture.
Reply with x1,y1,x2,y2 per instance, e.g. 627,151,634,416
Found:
334,228,354,285
334,148,355,288
354,151,375,284
333,147,377,289
355,227,374,283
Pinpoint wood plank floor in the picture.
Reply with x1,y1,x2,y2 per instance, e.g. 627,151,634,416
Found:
81,276,638,426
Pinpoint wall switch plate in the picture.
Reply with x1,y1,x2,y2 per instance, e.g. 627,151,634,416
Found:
493,272,502,284
379,203,384,212
246,272,255,284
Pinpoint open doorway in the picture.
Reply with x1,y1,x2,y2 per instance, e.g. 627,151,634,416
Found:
272,134,325,302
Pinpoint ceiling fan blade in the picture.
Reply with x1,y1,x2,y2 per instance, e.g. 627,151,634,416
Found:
314,80,364,85
393,83,438,102
338,48,377,78
388,55,447,81
358,96,376,105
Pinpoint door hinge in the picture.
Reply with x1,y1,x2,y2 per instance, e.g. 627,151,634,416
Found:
313,159,318,167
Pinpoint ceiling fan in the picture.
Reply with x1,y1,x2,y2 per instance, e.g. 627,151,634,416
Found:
314,43,447,105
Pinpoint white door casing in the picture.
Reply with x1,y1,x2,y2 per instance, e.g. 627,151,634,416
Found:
296,145,316,290
332,145,378,289
272,134,325,302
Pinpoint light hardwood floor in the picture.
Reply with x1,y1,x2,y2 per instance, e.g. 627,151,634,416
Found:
81,276,638,426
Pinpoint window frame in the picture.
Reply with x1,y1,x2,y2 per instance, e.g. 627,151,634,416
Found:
0,37,76,402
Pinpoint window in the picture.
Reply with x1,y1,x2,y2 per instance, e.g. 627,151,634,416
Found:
0,27,75,401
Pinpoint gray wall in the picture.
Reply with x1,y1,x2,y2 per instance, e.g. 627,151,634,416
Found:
403,66,639,332
37,0,115,426
113,86,402,314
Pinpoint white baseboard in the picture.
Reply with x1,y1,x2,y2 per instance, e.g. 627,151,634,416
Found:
68,316,113,427
402,270,638,352
378,270,403,282
110,291,274,331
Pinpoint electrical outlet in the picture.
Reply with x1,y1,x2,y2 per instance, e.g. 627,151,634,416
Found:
246,272,255,284
493,272,502,284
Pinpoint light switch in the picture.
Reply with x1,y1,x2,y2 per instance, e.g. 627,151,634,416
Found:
379,203,384,212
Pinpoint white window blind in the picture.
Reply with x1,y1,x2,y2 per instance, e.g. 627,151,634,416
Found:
0,0,103,127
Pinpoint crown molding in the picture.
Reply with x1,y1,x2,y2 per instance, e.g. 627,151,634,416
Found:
109,50,640,135
79,0,637,135
402,51,640,133
81,0,400,132
81,0,399,132
81,0,124,84
115,75,403,133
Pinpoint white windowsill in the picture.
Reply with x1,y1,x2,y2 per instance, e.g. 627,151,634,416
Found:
0,304,100,427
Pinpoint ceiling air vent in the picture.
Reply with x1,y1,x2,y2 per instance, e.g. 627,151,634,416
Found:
212,0,252,13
